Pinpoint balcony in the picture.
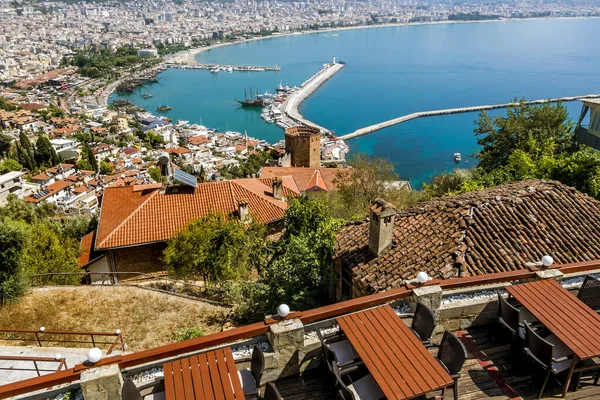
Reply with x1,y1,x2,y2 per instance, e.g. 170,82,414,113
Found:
3,260,600,400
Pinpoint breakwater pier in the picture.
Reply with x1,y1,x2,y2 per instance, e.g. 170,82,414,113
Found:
281,62,345,133
339,95,600,140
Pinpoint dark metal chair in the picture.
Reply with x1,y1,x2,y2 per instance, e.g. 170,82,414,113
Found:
236,345,265,400
435,331,468,400
317,330,362,376
497,293,520,336
577,275,600,312
332,361,385,400
522,321,573,399
263,382,282,400
409,303,437,347
121,378,143,400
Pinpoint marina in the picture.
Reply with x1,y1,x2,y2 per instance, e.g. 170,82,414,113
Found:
166,63,281,72
109,19,600,184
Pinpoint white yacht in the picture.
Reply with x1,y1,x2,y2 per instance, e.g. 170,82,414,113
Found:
454,153,462,162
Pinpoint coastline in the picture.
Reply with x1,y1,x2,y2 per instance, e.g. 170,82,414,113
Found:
108,16,600,106
167,16,600,65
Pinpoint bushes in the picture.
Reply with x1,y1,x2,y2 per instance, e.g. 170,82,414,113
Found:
0,197,95,294
172,327,204,342
0,219,29,305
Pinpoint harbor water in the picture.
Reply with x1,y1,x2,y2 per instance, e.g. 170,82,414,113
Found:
110,18,600,186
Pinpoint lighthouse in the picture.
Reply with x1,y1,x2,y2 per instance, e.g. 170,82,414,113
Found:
332,56,336,65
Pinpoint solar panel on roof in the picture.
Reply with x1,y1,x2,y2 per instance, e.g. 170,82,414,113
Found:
173,168,198,188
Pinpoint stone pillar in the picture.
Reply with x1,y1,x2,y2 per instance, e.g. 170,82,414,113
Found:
265,318,304,382
80,364,123,400
409,284,443,316
535,268,564,281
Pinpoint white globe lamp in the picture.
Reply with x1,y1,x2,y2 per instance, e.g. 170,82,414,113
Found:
541,255,554,268
277,304,290,319
55,353,62,361
39,326,45,332
115,329,121,335
416,272,429,284
87,348,103,364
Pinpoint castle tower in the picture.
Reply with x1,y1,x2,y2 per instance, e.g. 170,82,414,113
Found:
284,126,321,168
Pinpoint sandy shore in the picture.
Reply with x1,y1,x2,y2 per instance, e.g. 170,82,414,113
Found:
166,16,600,65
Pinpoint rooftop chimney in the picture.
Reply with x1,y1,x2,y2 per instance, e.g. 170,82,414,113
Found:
273,178,283,201
369,198,397,257
238,199,250,221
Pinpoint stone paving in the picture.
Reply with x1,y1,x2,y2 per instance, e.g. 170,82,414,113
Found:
0,346,91,385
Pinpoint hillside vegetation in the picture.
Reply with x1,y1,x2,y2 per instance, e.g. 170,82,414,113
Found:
0,286,230,351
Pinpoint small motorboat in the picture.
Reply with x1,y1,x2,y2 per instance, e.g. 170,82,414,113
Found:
454,153,462,162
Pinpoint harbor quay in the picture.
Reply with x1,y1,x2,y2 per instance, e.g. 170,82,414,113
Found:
165,63,281,72
281,61,345,134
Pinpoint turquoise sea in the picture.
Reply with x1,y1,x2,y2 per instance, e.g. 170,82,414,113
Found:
110,18,600,185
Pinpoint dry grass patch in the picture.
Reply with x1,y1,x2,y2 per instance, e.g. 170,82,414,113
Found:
0,286,230,351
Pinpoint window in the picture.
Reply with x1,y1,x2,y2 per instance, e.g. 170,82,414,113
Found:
341,264,353,300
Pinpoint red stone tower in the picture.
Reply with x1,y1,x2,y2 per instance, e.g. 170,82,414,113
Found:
284,126,321,168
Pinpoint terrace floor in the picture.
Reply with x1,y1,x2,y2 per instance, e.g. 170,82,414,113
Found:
272,325,600,400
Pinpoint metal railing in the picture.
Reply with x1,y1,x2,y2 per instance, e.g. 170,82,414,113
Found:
28,271,230,306
0,356,68,377
0,328,125,355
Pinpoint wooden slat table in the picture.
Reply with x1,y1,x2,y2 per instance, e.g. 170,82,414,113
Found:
336,305,453,400
163,347,245,400
507,278,600,397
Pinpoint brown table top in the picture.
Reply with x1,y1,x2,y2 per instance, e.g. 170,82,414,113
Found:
163,347,245,400
507,278,600,360
336,305,453,400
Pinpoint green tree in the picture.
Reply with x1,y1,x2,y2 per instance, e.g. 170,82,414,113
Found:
143,130,164,147
19,131,32,151
99,160,113,175
330,154,425,219
475,99,575,174
232,197,341,322
0,133,12,156
0,159,22,173
15,143,35,171
148,167,161,182
82,146,99,172
56,215,96,242
422,169,473,198
34,135,60,167
163,213,267,286
198,165,206,183
24,222,80,285
219,151,277,179
0,195,56,224
0,219,29,305
448,99,600,200
76,159,93,171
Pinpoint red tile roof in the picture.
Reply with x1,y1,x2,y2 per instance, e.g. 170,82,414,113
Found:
260,167,351,192
187,136,210,145
305,170,328,192
335,180,600,295
164,147,190,155
79,232,95,267
95,178,300,250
